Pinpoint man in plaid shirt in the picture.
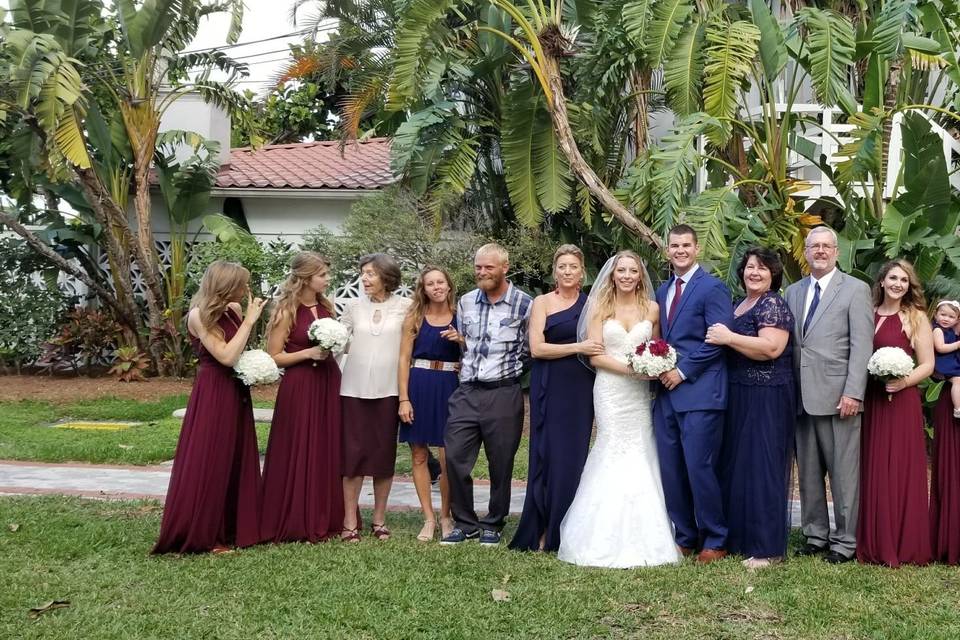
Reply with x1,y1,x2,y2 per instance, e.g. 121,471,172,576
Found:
440,243,532,546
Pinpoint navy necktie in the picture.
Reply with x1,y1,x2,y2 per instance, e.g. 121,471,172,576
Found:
802,281,821,335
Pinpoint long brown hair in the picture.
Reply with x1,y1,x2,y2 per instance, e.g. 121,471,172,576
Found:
406,265,456,336
872,259,927,347
191,260,250,337
593,251,651,322
270,251,335,329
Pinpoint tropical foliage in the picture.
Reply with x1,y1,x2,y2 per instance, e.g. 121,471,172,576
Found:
0,0,259,373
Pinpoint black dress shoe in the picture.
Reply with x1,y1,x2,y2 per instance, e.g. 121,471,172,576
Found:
823,550,854,564
795,543,827,557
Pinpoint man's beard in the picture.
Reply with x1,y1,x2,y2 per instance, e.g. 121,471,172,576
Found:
477,274,503,291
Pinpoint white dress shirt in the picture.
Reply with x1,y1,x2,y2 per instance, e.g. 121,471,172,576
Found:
803,267,837,324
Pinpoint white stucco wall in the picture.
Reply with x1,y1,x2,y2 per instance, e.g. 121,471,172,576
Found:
141,189,375,243
236,190,367,242
158,91,232,166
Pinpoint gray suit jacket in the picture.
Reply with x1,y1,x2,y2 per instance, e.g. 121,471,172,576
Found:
784,270,874,416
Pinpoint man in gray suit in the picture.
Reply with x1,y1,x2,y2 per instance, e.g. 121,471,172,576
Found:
784,226,873,563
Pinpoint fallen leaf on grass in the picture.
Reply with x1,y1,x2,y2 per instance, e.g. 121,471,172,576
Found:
501,573,511,585
744,586,755,594
8,523,19,532
28,601,70,619
117,444,134,450
491,589,511,602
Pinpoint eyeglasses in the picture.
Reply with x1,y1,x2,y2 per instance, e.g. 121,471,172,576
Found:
805,243,836,251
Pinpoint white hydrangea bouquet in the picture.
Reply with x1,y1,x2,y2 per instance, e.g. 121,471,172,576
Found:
234,349,282,386
627,339,678,376
866,346,914,400
307,317,350,352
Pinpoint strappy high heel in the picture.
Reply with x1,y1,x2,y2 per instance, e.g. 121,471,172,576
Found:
371,522,391,541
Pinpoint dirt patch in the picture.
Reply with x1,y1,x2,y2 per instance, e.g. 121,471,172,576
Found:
0,375,279,403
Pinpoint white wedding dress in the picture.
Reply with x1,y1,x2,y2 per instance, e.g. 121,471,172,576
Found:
557,320,681,568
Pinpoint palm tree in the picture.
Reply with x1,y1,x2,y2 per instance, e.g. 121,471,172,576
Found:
0,0,258,372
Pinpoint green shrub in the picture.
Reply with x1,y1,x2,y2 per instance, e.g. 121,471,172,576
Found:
0,238,70,373
302,187,482,290
186,237,295,299
301,186,554,296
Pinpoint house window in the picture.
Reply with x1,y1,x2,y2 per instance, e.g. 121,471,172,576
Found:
223,197,250,232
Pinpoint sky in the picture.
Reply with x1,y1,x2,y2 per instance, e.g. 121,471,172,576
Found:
0,0,332,97
185,1,335,96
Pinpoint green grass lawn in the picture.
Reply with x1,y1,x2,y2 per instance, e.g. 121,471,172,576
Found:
0,396,272,466
1,496,957,639
0,396,530,478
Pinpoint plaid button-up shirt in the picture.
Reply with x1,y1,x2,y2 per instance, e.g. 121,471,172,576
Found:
456,282,532,383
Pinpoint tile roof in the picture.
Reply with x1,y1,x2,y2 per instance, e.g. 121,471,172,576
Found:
215,137,395,190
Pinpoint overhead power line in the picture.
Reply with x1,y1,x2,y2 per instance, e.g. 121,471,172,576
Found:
181,24,337,55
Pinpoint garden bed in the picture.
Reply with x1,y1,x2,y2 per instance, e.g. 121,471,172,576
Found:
0,375,279,403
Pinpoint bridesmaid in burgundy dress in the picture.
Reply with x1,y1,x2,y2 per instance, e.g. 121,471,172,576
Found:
931,389,960,564
153,261,267,554
857,259,934,567
261,252,344,543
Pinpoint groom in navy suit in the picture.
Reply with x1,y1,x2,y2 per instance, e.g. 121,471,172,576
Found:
653,224,733,563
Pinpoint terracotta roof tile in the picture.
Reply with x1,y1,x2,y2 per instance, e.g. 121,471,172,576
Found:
215,138,395,190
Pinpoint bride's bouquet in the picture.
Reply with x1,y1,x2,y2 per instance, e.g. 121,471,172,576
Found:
627,339,677,376
307,317,350,352
867,346,914,400
234,349,282,386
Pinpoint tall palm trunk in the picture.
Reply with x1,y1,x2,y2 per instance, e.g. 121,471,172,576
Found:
877,60,902,217
542,56,664,251
121,99,179,374
631,70,651,157
75,167,147,353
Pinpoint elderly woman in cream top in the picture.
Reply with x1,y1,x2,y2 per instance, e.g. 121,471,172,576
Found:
339,253,412,542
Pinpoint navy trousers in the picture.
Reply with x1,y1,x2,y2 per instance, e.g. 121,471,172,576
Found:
654,394,728,550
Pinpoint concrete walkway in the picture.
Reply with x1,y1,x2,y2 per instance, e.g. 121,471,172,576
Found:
0,459,809,527
0,459,527,514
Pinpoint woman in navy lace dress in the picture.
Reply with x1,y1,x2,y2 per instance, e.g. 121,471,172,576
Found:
706,247,796,568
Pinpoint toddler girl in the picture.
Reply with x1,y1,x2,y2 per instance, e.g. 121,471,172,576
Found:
933,300,960,418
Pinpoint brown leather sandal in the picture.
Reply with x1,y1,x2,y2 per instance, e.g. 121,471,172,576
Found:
371,522,391,540
340,527,361,543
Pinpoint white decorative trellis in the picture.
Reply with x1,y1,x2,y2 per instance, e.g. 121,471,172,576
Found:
58,240,413,317
332,277,413,317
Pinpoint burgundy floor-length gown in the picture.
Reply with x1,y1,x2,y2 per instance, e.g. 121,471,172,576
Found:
857,312,931,567
260,304,344,543
931,391,960,563
153,309,262,554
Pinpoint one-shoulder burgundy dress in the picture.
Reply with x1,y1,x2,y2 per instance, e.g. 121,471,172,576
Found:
153,309,262,554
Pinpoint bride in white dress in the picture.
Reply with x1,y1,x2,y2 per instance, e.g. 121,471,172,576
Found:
557,251,681,568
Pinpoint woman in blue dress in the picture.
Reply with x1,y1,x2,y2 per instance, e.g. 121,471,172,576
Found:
706,246,796,568
510,245,601,552
397,266,460,542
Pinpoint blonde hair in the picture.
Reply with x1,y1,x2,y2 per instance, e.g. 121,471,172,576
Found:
191,260,250,337
269,252,334,329
872,259,927,348
553,244,584,270
406,266,456,337
593,251,650,322
476,243,509,264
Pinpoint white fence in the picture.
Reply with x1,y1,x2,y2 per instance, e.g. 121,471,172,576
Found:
695,103,960,201
55,239,412,317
